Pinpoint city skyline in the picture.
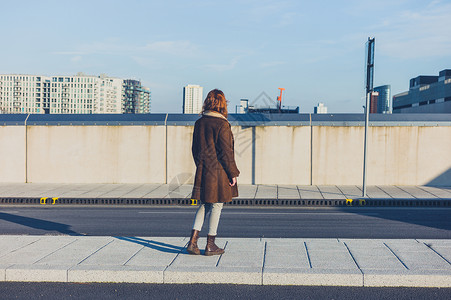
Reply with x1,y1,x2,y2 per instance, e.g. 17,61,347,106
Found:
1,0,450,113
0,73,150,114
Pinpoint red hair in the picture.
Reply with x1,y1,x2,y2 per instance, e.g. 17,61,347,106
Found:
202,89,228,118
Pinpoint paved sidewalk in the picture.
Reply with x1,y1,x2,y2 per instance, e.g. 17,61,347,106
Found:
0,183,450,200
0,235,450,287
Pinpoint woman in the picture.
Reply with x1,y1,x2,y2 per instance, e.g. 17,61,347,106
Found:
187,89,240,256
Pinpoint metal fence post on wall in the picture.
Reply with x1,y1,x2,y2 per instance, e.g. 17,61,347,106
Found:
363,37,375,197
363,92,370,197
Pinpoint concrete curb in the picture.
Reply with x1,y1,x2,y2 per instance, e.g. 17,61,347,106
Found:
1,197,451,207
2,265,450,287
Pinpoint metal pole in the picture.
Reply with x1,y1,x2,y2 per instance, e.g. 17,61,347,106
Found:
362,92,370,197
362,37,374,197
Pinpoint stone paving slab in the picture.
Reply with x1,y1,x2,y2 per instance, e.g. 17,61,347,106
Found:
365,186,392,199
97,184,145,198
120,184,161,198
143,184,170,198
377,186,416,199
396,186,440,199
122,237,187,267
71,184,125,198
0,236,76,265
277,185,301,199
317,186,346,199
165,184,192,199
235,185,257,199
0,235,450,287
35,237,114,265
255,185,277,199
418,186,451,199
297,186,323,199
338,186,363,199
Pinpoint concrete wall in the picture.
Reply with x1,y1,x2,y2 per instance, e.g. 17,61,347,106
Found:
166,126,195,186
311,126,451,185
27,126,166,183
312,126,364,185
1,123,450,186
255,126,311,185
0,126,26,182
231,126,254,185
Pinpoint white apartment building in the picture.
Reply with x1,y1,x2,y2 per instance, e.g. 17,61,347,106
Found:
314,102,328,114
0,73,150,114
183,84,203,114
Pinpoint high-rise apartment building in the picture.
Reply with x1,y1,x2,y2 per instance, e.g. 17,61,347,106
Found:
373,85,391,114
123,79,151,114
0,73,150,114
183,84,203,114
393,69,451,113
314,103,327,114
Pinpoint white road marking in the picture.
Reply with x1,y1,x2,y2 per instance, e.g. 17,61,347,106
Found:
138,211,380,216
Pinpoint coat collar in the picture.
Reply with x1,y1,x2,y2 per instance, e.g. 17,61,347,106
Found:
203,110,228,121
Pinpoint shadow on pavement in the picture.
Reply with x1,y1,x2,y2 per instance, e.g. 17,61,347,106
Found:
0,212,80,236
115,236,186,254
426,168,451,186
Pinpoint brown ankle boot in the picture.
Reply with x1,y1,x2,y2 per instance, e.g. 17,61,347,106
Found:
187,229,200,255
205,235,224,256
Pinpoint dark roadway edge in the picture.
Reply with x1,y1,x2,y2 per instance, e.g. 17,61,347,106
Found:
1,197,451,207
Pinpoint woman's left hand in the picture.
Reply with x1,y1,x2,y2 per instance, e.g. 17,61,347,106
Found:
229,177,237,186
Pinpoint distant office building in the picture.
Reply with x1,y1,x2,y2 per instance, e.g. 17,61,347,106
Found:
0,73,151,114
123,80,151,114
369,91,379,113
373,85,391,113
314,103,327,114
183,84,203,114
392,69,451,113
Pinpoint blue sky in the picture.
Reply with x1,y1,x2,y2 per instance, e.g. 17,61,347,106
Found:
1,0,450,113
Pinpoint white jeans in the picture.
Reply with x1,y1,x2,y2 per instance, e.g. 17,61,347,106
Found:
192,202,224,236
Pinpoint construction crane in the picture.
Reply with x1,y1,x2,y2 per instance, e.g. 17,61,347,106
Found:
276,87,285,113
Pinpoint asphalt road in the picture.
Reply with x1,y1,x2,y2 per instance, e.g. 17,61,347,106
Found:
0,206,450,238
0,282,450,300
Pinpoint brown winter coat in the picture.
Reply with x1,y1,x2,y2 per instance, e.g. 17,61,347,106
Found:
191,111,240,203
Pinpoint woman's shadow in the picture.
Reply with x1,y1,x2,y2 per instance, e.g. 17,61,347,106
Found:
115,236,187,254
